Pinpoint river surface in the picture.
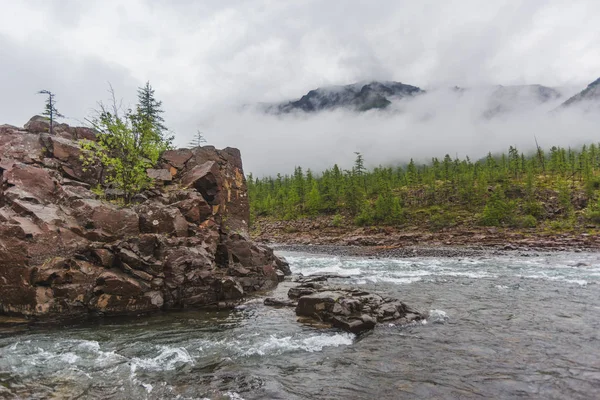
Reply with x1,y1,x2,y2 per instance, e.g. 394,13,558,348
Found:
1,249,600,399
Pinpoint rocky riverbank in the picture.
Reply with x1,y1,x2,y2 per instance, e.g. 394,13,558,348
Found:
253,216,600,253
0,117,289,321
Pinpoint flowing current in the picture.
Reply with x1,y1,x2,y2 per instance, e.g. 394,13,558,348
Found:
1,249,600,399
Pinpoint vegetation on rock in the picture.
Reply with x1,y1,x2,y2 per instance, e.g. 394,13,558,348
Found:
37,90,63,134
82,84,172,202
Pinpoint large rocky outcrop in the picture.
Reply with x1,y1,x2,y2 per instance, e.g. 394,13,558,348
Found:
0,116,289,319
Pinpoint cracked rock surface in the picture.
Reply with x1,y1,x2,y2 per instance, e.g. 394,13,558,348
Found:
0,116,289,320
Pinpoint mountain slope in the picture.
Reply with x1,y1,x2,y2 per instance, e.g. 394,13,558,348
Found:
483,84,562,118
560,77,600,110
271,81,424,113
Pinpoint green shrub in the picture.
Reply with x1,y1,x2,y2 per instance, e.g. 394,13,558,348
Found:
283,225,299,234
354,204,374,226
479,192,516,226
586,209,600,225
514,214,537,228
549,219,574,231
429,211,456,231
523,201,545,220
331,214,343,227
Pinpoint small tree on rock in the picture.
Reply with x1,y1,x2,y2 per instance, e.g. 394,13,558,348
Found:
136,81,173,146
82,85,171,203
189,130,207,147
37,90,64,134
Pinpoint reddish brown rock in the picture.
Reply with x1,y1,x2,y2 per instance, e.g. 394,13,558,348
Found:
137,202,188,237
171,192,213,224
162,149,193,170
24,115,50,133
147,168,172,182
0,129,45,164
180,161,221,203
73,127,97,141
0,117,288,320
4,162,57,202
72,199,140,239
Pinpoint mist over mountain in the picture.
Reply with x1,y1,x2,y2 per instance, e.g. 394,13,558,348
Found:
483,84,562,118
560,77,600,111
267,81,423,113
206,77,599,177
264,81,566,118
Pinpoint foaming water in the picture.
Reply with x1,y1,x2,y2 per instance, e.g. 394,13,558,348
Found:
1,249,599,399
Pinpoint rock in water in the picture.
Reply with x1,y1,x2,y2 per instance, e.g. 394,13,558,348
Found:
0,117,289,320
291,280,424,334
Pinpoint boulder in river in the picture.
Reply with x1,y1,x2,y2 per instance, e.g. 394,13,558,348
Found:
266,277,424,334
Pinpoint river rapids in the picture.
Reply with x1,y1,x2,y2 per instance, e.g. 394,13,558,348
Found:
1,248,599,399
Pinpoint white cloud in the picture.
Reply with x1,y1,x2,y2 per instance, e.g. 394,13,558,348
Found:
0,0,598,175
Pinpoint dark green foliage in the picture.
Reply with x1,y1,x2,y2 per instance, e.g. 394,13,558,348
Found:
82,86,171,203
136,81,173,146
523,201,545,220
585,198,600,225
480,191,516,227
429,208,457,231
305,181,322,216
586,210,600,225
37,90,64,134
515,215,538,228
331,214,343,227
247,143,600,229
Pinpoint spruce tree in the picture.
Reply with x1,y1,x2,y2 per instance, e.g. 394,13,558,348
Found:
136,81,173,145
37,90,64,134
189,130,207,147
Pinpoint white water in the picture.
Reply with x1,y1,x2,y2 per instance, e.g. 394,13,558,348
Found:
1,249,599,399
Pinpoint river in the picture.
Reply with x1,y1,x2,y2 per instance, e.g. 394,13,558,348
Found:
1,248,599,399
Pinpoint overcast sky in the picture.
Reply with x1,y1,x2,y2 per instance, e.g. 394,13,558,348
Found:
1,0,599,175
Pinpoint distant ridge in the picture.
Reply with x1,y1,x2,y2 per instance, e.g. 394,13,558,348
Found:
264,81,569,116
483,84,562,118
269,81,424,113
560,77,600,110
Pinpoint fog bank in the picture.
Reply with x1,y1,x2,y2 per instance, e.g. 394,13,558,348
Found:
191,87,599,176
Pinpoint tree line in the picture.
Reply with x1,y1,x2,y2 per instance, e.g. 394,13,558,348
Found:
248,145,600,229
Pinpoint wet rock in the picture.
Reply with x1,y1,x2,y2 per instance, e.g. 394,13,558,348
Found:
264,298,297,307
288,286,319,299
289,279,424,334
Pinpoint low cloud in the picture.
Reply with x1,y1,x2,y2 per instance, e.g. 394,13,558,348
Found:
199,87,599,176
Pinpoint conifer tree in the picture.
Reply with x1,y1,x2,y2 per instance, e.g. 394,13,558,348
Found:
189,130,207,147
136,81,173,146
37,90,64,134
83,85,171,203
305,181,322,216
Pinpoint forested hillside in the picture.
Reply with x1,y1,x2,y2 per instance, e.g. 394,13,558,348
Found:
248,144,600,231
